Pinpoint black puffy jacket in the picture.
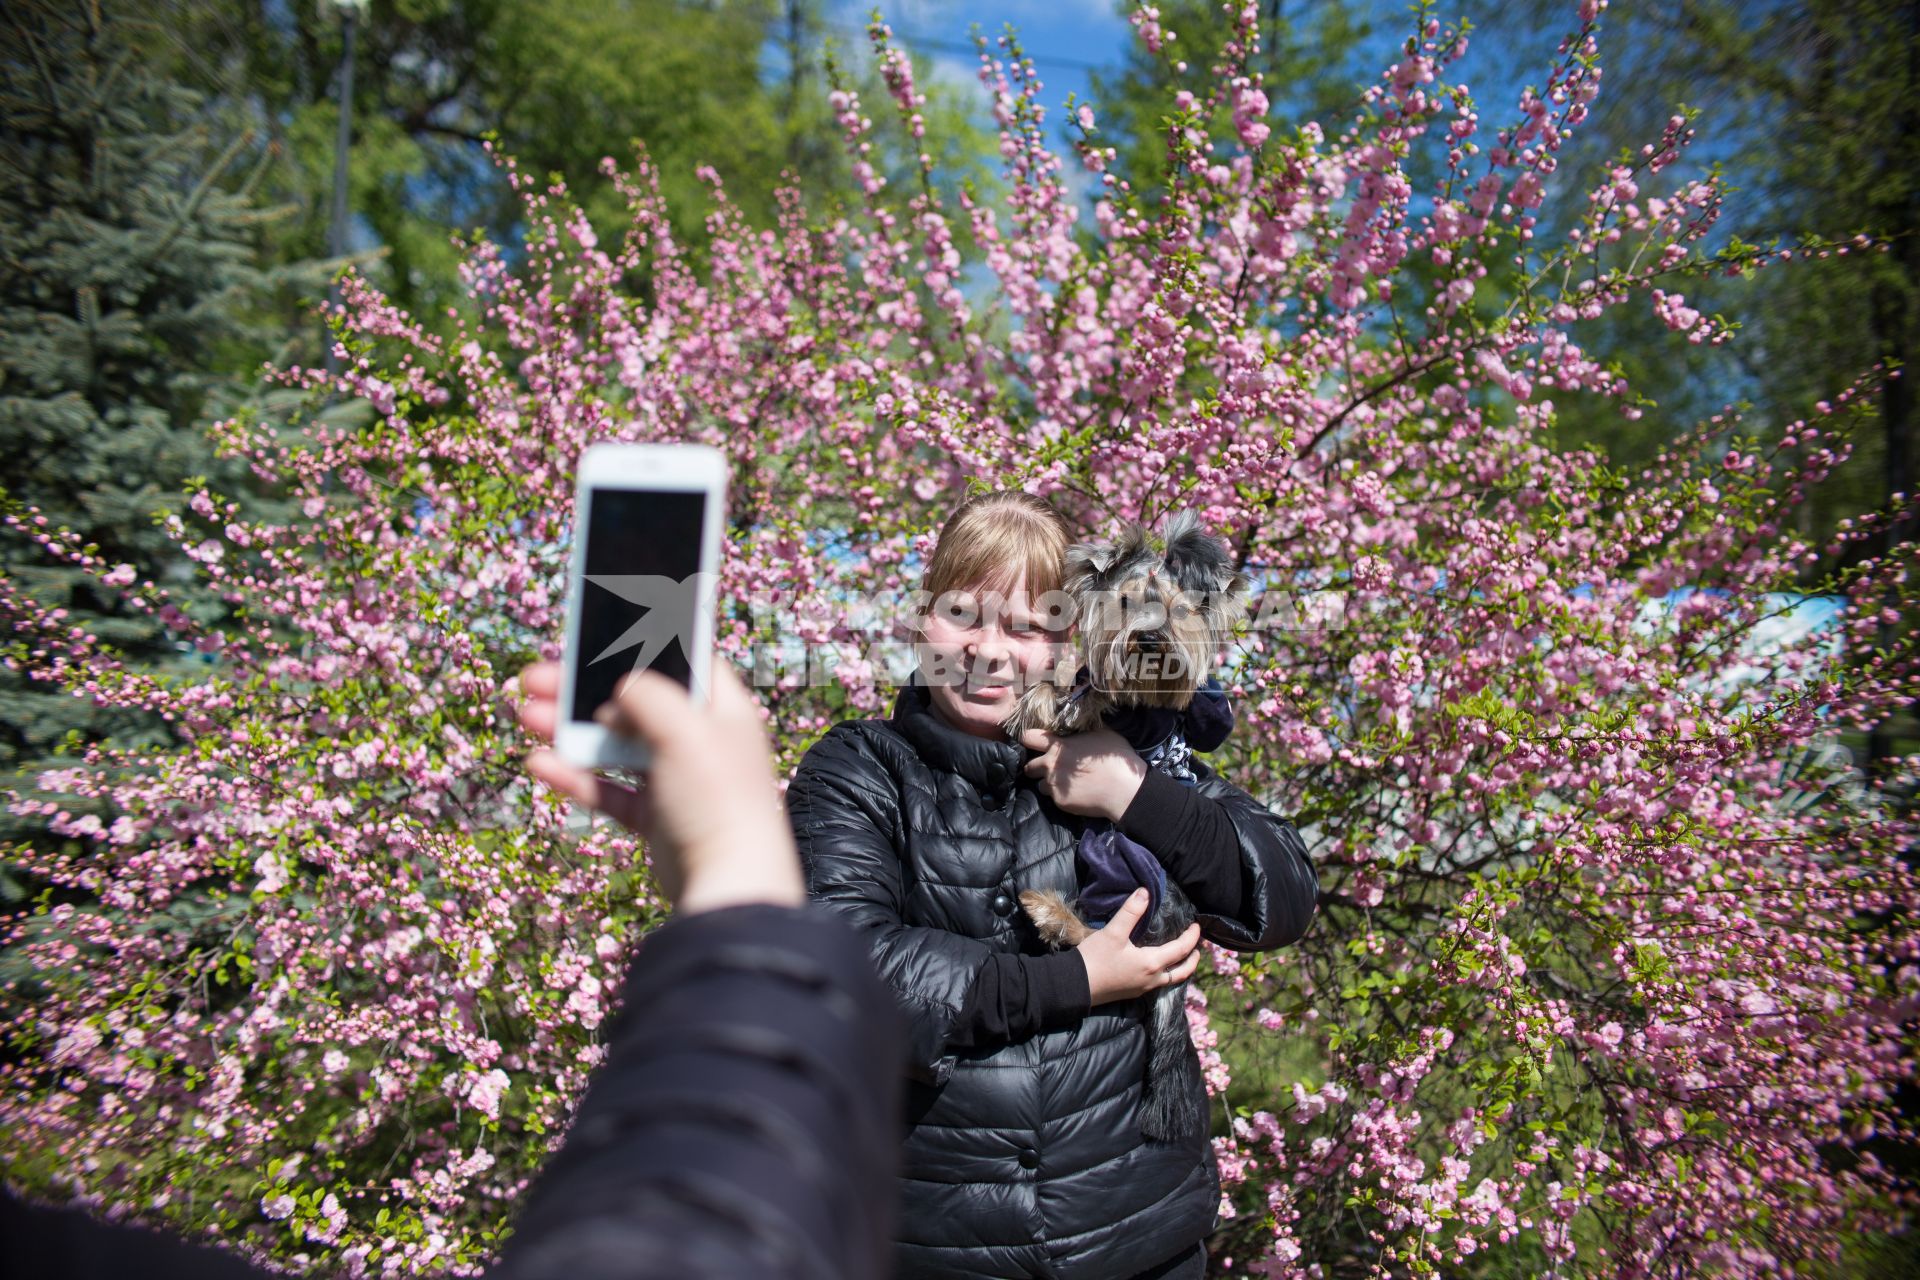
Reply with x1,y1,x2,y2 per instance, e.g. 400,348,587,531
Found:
786,675,1319,1279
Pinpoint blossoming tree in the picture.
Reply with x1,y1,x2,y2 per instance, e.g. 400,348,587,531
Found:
5,2,1918,1275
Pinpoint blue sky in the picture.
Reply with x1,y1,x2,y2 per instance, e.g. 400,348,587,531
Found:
820,1,1134,129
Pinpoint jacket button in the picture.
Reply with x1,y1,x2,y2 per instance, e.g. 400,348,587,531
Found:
991,892,1014,917
1017,1146,1040,1170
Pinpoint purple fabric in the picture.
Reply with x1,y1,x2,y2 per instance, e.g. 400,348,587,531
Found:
1076,823,1168,945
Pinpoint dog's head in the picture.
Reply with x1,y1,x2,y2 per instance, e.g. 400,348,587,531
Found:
1064,510,1249,708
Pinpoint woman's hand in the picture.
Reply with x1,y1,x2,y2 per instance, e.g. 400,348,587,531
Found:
1019,726,1148,822
1075,888,1202,1005
509,660,806,916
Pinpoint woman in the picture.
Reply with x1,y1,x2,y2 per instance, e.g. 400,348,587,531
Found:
785,491,1320,1280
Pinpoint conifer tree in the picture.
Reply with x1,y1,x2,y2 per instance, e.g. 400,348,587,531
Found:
0,0,310,815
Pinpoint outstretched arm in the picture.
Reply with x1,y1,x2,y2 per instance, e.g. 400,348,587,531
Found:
505,661,907,1278
0,903,903,1280
490,901,903,1280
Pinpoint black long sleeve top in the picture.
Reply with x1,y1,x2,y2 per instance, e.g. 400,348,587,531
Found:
0,902,906,1280
949,769,1255,1048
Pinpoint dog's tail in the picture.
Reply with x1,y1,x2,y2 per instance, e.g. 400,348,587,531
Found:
1139,982,1207,1143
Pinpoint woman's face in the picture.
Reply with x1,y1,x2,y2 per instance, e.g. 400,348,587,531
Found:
916,571,1065,740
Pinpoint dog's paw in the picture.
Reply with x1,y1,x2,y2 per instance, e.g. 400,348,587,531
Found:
1004,680,1057,739
1019,889,1092,948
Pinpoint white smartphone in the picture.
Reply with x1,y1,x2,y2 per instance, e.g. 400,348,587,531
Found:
555,442,728,771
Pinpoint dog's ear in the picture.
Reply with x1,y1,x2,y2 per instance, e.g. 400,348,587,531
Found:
1113,521,1154,564
1160,508,1202,550
1064,538,1120,584
1210,568,1252,633
1162,512,1253,637
1161,509,1236,596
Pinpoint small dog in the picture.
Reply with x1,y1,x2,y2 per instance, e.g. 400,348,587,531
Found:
1005,509,1250,1142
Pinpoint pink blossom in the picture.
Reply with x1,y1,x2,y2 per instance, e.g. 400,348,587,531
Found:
1233,87,1270,149
0,9,1911,1275
464,1068,510,1122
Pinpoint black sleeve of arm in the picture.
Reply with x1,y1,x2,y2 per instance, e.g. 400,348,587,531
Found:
947,949,1090,1052
1126,768,1319,953
0,1189,270,1280
0,907,903,1280
1117,769,1253,918
789,726,1090,1084
487,901,905,1280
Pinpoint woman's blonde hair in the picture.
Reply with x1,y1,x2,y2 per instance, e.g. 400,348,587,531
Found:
920,489,1074,608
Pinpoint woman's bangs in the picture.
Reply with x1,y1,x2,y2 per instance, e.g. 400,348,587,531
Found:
936,524,1064,603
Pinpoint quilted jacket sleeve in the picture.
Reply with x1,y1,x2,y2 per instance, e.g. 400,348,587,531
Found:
786,724,1002,1088
488,902,903,1280
0,903,902,1280
1184,764,1319,953
0,1193,263,1280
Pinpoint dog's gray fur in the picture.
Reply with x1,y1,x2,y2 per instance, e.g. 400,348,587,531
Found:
1006,509,1249,1143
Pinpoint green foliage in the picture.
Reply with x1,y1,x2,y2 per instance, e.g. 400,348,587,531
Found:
0,0,322,813
1495,0,1919,549
151,0,1000,322
1089,0,1374,206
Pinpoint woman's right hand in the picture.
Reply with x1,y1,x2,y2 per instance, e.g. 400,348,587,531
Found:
1076,889,1203,1005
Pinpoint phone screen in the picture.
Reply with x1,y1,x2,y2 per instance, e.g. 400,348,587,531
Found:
570,487,708,722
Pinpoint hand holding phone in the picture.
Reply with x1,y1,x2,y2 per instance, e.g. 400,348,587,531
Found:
514,660,804,915
555,443,728,771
